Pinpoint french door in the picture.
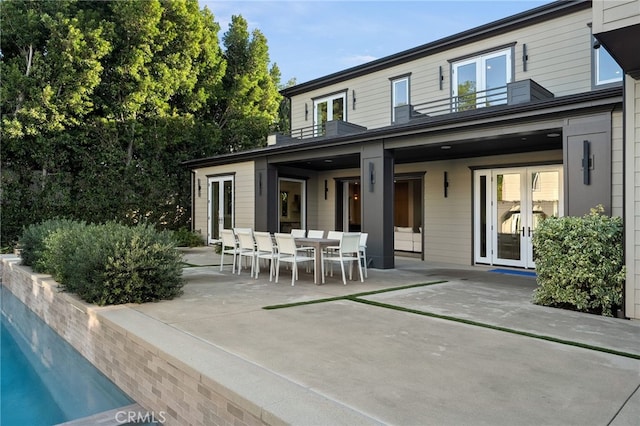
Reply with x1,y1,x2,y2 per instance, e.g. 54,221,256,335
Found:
208,175,234,244
474,166,562,268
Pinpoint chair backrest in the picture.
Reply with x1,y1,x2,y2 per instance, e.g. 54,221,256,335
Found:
290,228,306,238
340,233,361,254
307,229,325,238
327,231,343,240
254,231,275,253
221,229,237,248
274,233,297,256
234,227,253,236
359,232,368,247
237,231,255,251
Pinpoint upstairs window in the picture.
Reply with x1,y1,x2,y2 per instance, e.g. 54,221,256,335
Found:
594,42,622,86
451,47,513,111
313,92,346,135
391,75,410,122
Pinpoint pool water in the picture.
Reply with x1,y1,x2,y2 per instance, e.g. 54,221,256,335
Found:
1,285,134,425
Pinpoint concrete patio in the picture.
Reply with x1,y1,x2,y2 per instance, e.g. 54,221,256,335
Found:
125,246,639,425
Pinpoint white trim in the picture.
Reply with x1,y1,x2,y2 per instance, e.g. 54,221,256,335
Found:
207,175,234,245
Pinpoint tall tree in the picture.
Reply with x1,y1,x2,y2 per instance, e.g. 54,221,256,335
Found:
216,15,282,153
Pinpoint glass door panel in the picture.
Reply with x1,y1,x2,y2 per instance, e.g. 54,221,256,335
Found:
454,61,477,111
528,169,560,267
495,172,523,264
485,54,507,106
208,176,234,244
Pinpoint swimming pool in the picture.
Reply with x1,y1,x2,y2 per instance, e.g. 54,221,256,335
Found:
1,285,134,425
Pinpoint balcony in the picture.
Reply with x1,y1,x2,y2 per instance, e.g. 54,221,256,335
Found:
272,79,553,144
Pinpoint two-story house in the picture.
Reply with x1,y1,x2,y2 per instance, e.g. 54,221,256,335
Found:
185,0,638,319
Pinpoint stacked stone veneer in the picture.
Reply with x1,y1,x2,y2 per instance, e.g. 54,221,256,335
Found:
0,256,274,426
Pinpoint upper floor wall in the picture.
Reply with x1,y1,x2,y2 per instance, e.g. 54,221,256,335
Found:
285,2,621,135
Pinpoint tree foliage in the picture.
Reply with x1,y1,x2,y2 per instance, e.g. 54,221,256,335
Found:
1,0,283,248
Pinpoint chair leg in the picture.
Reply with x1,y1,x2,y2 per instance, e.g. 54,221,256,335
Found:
357,255,364,282
339,259,347,285
275,258,280,283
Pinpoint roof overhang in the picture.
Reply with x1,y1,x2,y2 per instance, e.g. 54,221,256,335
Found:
595,24,640,79
183,87,622,171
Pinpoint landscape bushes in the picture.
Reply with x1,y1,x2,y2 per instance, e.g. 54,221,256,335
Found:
19,220,184,306
532,206,625,316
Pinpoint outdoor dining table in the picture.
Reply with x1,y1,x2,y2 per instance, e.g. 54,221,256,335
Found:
294,237,340,285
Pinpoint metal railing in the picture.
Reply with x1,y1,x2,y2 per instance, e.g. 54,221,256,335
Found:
411,86,508,118
286,123,326,140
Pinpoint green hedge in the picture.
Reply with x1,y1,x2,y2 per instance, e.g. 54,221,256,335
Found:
19,221,184,306
532,206,625,316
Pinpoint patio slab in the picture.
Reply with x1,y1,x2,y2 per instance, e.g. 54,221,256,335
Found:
127,247,640,425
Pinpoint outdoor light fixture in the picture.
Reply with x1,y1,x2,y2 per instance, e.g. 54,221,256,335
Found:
444,171,449,198
368,162,376,192
353,90,356,110
582,140,592,185
197,178,201,198
305,103,308,120
439,66,444,90
259,172,263,196
324,180,329,200
522,44,528,72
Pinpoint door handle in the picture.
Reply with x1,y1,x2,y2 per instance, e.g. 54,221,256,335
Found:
521,227,525,237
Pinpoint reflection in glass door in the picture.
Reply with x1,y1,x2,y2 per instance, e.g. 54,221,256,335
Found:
343,181,361,232
475,166,562,268
208,176,234,244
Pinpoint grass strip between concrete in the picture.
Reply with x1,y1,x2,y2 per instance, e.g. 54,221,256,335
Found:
350,298,640,361
263,281,640,361
262,280,447,310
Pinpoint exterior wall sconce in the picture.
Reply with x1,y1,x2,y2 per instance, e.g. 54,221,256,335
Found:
444,171,449,198
305,103,308,121
352,90,356,110
197,178,201,198
259,172,263,195
324,179,329,200
369,162,375,192
522,43,528,72
582,140,593,185
439,66,444,90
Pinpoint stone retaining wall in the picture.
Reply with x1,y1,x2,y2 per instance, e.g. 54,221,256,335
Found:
0,256,273,426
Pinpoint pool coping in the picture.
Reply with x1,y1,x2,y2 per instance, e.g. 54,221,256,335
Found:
1,255,378,425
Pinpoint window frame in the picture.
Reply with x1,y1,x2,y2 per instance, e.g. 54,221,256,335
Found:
593,40,623,87
450,46,514,111
391,74,410,122
313,91,347,135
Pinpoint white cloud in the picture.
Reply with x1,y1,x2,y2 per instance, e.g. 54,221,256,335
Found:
341,54,379,67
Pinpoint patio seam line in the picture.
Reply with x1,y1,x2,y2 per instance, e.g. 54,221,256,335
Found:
261,280,448,310
607,383,640,426
348,298,640,361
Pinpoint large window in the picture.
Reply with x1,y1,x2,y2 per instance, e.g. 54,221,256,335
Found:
451,47,512,111
313,92,346,136
391,76,409,122
595,43,622,86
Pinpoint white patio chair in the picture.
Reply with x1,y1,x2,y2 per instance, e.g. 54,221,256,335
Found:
274,233,316,286
359,232,368,278
220,229,241,273
307,229,325,238
321,232,363,285
324,231,343,275
254,231,278,281
290,228,306,238
236,230,257,276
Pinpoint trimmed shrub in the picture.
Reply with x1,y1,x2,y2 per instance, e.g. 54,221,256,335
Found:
532,206,625,316
19,220,184,306
18,218,81,269
170,227,205,247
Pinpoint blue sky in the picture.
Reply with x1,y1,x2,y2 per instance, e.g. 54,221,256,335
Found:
200,0,551,85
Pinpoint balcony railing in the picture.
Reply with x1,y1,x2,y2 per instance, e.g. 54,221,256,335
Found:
277,79,553,143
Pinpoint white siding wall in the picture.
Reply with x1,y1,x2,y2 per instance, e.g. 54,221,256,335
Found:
593,0,640,33
626,76,640,319
192,162,255,240
290,8,593,132
612,109,624,217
